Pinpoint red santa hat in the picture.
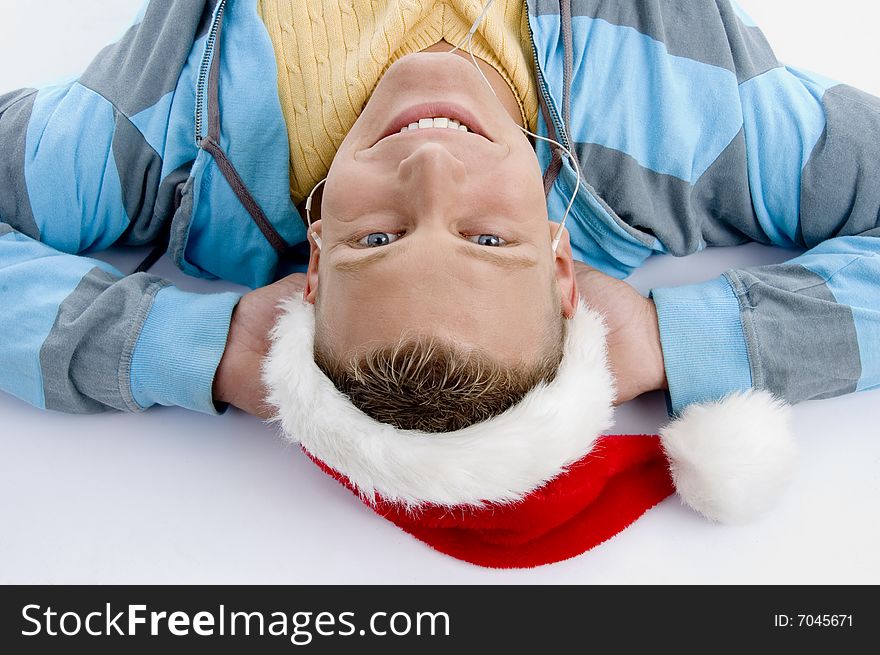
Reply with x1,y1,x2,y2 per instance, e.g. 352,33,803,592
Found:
261,297,795,569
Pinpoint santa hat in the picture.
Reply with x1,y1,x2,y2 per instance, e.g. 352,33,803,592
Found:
261,297,795,569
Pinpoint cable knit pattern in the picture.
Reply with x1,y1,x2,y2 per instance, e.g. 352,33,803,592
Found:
257,0,539,203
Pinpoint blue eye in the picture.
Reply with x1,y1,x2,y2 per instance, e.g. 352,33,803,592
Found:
359,232,400,247
468,234,506,247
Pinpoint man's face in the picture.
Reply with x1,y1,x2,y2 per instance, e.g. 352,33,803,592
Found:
305,52,577,363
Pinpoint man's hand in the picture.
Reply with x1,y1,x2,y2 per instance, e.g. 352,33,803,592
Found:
213,273,307,419
574,262,667,405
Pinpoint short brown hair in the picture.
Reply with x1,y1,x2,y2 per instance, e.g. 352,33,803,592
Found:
314,325,566,433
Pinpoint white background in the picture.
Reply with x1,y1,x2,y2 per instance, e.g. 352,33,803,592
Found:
0,1,878,584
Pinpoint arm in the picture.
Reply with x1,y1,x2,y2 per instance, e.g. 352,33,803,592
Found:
0,223,239,414
651,234,880,415
648,1,880,414
0,0,242,415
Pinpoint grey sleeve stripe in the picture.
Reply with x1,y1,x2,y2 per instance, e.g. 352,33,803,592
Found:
691,128,767,247
0,89,40,240
532,0,779,82
117,159,194,246
0,222,15,237
574,132,767,255
799,85,880,248
530,0,560,15
78,0,216,117
39,268,169,413
169,175,196,271
573,141,696,250
111,110,164,245
570,143,656,247
726,264,861,404
714,0,779,83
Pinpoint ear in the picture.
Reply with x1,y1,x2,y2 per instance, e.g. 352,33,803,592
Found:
304,220,322,304
548,222,578,318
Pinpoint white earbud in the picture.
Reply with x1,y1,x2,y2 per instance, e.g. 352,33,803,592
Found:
305,177,327,251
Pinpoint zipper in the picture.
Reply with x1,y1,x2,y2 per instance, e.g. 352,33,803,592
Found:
524,0,571,153
190,0,291,256
195,0,228,146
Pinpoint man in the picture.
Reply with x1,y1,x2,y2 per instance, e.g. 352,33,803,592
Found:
1,0,878,429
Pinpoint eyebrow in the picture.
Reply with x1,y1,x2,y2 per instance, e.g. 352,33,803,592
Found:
332,240,538,273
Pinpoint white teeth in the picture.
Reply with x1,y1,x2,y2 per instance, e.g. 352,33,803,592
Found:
398,117,472,133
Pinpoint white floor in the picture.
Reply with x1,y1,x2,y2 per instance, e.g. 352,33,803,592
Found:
1,1,878,584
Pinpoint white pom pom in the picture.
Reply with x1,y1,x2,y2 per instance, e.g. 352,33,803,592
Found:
659,389,795,523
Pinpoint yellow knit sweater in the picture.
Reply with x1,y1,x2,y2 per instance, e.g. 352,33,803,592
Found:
257,0,539,204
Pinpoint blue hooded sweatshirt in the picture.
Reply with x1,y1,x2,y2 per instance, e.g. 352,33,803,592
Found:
1,0,879,417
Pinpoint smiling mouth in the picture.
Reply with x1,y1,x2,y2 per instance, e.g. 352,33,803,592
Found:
372,103,492,146
402,116,471,133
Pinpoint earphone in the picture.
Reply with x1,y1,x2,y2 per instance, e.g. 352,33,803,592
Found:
305,0,580,254
305,176,325,250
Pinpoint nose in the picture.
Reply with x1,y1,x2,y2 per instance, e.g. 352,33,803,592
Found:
397,142,467,218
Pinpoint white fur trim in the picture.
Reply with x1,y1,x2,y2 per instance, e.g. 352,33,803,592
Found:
261,298,615,507
659,389,795,523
